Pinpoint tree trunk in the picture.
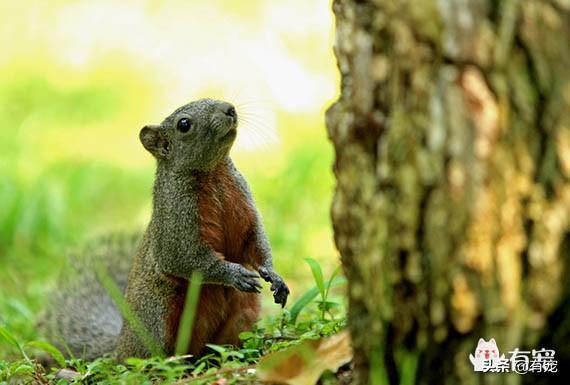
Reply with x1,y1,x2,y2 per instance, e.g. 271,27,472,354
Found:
326,1,570,384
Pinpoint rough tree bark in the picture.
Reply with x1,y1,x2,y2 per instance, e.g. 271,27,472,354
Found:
326,1,570,384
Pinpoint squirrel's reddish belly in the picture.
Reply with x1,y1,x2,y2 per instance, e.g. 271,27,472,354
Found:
197,165,256,264
184,165,260,354
171,283,259,355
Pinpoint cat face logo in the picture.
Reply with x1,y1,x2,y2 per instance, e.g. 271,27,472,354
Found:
469,338,558,374
469,338,501,371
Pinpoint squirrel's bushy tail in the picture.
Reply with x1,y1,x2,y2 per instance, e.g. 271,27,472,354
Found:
38,233,141,360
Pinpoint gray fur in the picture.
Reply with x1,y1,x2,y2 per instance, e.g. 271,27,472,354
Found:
38,232,141,360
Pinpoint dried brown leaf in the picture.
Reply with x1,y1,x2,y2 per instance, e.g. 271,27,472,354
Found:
257,331,352,385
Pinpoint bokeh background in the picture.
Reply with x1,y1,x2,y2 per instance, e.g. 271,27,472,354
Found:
0,0,339,353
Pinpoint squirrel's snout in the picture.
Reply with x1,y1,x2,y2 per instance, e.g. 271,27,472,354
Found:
213,102,238,141
216,102,238,125
224,106,237,120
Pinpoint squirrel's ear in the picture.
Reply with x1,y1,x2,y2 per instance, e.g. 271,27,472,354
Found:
140,125,169,158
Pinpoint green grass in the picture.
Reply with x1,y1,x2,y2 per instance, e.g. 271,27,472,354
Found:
0,260,347,384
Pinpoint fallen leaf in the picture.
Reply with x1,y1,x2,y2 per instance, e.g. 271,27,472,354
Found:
257,331,352,385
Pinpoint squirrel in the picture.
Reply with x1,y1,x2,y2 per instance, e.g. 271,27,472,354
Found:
40,99,289,360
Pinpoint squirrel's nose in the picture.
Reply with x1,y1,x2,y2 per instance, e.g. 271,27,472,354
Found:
215,101,237,124
224,106,237,120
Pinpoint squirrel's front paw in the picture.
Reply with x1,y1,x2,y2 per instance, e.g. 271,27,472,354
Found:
271,279,289,307
230,264,262,293
259,267,289,307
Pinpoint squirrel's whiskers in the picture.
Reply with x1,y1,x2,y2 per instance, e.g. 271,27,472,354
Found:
234,103,279,150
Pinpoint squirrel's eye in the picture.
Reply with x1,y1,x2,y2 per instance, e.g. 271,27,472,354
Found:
177,118,192,133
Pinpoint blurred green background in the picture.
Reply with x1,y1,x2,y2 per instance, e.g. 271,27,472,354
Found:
0,0,339,355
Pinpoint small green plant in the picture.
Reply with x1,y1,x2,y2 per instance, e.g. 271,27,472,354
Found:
303,259,344,321
288,276,346,325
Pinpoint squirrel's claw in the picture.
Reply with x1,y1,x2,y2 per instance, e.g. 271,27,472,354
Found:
232,264,262,293
258,266,272,282
235,277,262,293
258,266,289,307
272,280,289,307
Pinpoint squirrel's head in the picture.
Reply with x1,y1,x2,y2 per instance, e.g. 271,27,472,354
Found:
139,98,238,171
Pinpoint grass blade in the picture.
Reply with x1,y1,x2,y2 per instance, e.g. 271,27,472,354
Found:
304,258,325,300
25,341,66,367
289,286,319,324
0,325,31,363
95,262,164,357
324,266,342,299
0,325,20,348
175,271,203,356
